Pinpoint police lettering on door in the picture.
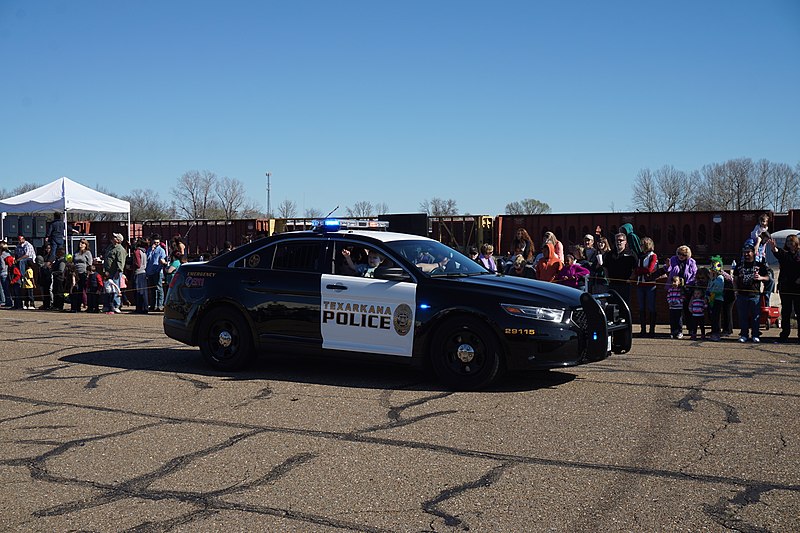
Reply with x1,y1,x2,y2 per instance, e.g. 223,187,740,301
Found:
323,301,391,330
322,301,413,337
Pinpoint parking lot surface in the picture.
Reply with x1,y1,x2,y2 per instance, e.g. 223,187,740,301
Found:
1,310,798,532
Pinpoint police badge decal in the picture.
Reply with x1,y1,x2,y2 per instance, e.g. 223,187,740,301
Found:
393,304,413,336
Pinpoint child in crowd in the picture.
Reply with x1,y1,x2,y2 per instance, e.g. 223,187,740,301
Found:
103,271,121,314
6,256,21,309
667,275,685,339
86,264,103,313
688,288,707,340
706,261,725,341
66,263,81,312
751,213,770,262
22,263,35,309
555,253,590,289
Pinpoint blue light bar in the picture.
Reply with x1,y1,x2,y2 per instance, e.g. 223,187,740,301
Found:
312,219,341,232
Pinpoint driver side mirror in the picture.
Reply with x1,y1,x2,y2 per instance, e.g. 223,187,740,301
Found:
373,266,412,282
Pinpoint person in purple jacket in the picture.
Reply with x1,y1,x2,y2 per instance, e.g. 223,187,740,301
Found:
662,245,697,335
555,253,590,289
477,243,497,273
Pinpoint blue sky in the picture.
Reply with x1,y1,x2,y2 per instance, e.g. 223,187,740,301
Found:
1,0,798,216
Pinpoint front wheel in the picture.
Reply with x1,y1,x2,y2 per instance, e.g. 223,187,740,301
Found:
198,308,254,371
430,317,503,391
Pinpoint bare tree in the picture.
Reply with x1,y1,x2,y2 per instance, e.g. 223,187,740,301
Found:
346,201,374,217
630,168,660,211
505,198,551,215
123,189,173,220
630,165,696,211
238,201,264,218
171,170,219,219
277,199,297,218
757,160,799,213
419,198,458,216
215,176,248,220
304,207,324,218
0,182,41,199
374,202,389,215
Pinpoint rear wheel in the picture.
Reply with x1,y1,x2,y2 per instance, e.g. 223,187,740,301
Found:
198,308,254,371
430,317,502,390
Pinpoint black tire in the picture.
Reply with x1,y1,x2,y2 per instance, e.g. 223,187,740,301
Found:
198,308,254,371
430,317,502,391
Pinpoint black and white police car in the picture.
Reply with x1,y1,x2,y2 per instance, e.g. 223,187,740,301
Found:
163,220,631,390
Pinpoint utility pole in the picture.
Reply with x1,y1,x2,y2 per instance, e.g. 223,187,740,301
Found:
265,171,272,218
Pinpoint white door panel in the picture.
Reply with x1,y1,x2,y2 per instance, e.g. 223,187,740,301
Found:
320,274,416,357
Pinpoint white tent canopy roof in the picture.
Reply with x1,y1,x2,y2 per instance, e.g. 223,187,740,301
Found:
0,176,130,214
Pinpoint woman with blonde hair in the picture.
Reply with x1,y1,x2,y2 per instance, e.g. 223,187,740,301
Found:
663,245,697,334
478,243,497,273
542,231,564,262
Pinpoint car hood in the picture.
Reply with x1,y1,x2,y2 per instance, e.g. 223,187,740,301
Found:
432,273,584,307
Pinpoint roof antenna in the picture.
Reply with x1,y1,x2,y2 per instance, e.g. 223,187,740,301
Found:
324,206,339,219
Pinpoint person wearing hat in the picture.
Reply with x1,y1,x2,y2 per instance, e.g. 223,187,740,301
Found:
733,243,770,343
583,234,597,262
103,233,127,313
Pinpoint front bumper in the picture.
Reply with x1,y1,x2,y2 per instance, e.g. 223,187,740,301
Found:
502,291,632,370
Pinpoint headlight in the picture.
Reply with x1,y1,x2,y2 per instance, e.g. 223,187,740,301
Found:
501,303,565,323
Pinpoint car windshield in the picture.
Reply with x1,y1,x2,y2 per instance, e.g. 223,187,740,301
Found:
383,239,490,276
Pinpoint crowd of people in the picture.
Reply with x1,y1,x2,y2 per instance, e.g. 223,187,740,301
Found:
472,214,800,344
0,231,189,315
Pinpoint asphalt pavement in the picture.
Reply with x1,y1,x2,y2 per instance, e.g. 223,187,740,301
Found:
1,309,798,532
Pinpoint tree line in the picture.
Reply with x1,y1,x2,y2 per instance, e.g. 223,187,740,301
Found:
2,157,797,222
631,158,800,213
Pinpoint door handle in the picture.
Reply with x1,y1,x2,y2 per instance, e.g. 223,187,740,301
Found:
326,284,348,291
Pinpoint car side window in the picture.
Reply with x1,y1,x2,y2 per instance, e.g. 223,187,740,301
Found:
238,246,274,270
273,242,325,272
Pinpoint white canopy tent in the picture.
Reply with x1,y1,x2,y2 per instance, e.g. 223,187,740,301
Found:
0,176,131,246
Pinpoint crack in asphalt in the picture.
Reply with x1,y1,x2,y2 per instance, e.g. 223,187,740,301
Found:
354,391,455,435
702,484,779,533
422,462,510,530
669,362,791,532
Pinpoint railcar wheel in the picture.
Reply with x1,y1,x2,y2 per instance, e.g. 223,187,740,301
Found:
430,317,502,391
198,308,254,371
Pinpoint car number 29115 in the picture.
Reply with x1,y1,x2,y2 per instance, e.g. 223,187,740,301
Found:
505,328,536,336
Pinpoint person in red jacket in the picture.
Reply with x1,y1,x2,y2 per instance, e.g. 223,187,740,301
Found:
6,255,22,309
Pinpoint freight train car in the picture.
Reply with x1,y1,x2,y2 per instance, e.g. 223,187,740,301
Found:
85,219,269,258
429,215,493,254
495,210,795,265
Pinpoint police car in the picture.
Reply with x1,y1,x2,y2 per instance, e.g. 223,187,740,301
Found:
163,220,632,390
